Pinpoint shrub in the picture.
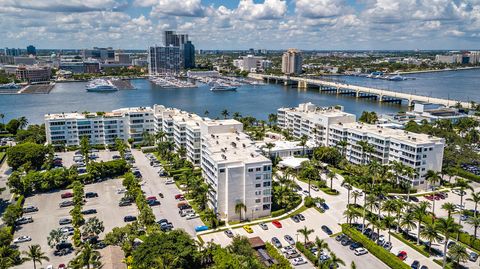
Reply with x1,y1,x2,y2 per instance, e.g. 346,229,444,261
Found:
341,224,410,269
6,142,48,170
454,167,480,183
265,243,292,269
295,242,318,265
304,196,314,208
271,209,285,217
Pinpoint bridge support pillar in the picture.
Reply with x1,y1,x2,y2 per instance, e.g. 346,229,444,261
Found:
298,81,307,89
336,87,340,94
408,99,414,107
356,91,360,98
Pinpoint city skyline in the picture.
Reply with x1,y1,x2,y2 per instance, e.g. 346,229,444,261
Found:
1,0,480,50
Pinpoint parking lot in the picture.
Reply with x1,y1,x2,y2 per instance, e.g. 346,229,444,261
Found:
201,208,387,268
55,149,121,168
13,179,138,269
131,149,204,236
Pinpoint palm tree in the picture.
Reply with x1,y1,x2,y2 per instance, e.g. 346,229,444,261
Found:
448,244,469,268
299,135,308,156
297,226,314,244
436,217,462,269
204,110,209,117
22,244,49,269
235,202,247,221
267,113,277,127
69,243,101,269
155,130,167,143
455,178,471,207
413,201,431,245
232,112,241,120
466,215,480,239
337,140,348,158
221,109,229,119
467,191,480,218
425,170,441,213
382,216,396,243
343,208,360,225
357,141,372,164
314,237,330,266
400,212,417,236
0,113,4,130
402,167,418,202
341,176,354,207
82,217,104,238
47,228,67,249
394,199,407,233
442,202,457,218
264,142,275,159
420,222,441,254
327,253,345,269
351,191,361,206
327,171,336,191
202,208,218,228
18,116,28,129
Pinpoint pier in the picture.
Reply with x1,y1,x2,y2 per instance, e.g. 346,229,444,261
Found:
250,74,471,108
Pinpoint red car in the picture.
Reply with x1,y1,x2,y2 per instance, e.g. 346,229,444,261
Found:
397,251,407,260
424,195,433,201
146,196,157,201
271,220,282,228
175,194,185,200
61,192,73,199
58,264,66,269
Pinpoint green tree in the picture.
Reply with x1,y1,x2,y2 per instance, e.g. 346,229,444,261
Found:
267,113,277,127
466,215,480,239
5,119,20,135
69,243,101,269
441,202,456,218
221,109,229,119
467,191,480,218
22,244,49,269
235,202,247,222
18,117,28,130
436,217,462,269
413,201,431,245
82,217,105,238
6,142,48,171
313,237,330,266
297,226,314,244
448,244,469,268
420,222,441,254
47,228,67,249
80,136,91,165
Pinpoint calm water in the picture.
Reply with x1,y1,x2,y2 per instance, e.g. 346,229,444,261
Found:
0,69,478,124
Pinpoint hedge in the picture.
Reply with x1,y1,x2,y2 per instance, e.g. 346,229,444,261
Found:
0,145,9,152
295,242,318,265
265,243,293,269
453,167,480,183
390,232,430,257
0,152,5,164
341,224,410,269
271,209,285,217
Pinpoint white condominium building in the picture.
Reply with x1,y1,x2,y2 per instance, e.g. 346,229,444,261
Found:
201,130,272,221
45,107,155,146
277,102,356,146
328,122,445,188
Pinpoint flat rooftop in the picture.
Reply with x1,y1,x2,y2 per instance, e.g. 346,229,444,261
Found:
332,122,444,144
204,131,269,164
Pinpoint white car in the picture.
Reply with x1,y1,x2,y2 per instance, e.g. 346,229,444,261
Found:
186,213,199,220
311,185,319,192
354,247,368,256
292,257,307,265
13,236,31,244
281,246,295,254
117,188,127,194
165,179,174,185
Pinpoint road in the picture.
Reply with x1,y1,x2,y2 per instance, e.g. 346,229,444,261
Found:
131,149,204,236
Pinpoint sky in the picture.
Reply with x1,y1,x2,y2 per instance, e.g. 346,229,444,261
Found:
1,0,479,50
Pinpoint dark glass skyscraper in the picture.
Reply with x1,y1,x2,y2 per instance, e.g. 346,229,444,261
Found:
183,41,195,69
26,45,36,55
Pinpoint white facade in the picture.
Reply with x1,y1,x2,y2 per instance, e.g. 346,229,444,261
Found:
277,102,356,146
201,131,272,221
328,122,444,188
233,55,268,72
282,48,303,75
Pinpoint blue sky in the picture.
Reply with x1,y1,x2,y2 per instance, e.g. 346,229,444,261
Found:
1,0,479,50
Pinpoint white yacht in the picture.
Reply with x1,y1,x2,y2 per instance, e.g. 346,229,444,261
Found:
0,82,20,89
210,85,237,92
86,79,118,92
388,74,406,81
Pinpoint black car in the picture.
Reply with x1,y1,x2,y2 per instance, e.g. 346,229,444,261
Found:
121,196,135,203
124,216,137,222
291,215,300,223
55,242,73,251
297,214,305,221
147,200,160,206
119,200,132,207
363,228,372,236
409,196,419,202
82,209,97,215
341,238,353,246
411,260,420,269
335,234,346,241
85,192,98,198
179,204,192,210
349,242,363,250
59,201,74,208
321,225,333,235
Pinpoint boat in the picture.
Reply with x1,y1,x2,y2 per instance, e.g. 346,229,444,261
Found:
86,79,118,92
0,82,20,89
210,85,237,92
388,74,406,81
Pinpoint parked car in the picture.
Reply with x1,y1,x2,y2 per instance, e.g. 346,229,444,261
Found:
397,251,408,260
22,205,38,213
15,216,33,225
272,220,282,228
165,179,175,184
158,192,164,198
291,215,300,223
285,250,300,259
59,218,72,225
119,200,132,207
61,192,73,199
284,235,295,245
271,237,282,248
297,213,305,221
224,230,234,238
195,225,209,232
341,238,353,246
383,241,392,250
354,247,368,256
147,200,160,206
259,223,268,230
336,234,346,241
243,225,253,233
59,201,74,208
311,185,319,192
123,216,137,222
146,196,157,201
411,260,420,269
281,246,295,254
186,213,199,220
349,242,363,250
292,257,307,265
82,209,97,215
174,194,184,200
321,225,333,235
117,188,127,194
469,251,479,262
85,192,98,198
13,236,32,244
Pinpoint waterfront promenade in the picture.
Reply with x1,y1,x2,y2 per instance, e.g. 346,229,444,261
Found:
250,73,472,108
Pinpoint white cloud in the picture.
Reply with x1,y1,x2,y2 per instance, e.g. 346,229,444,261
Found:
150,0,206,17
295,0,346,18
236,0,287,20
0,0,127,12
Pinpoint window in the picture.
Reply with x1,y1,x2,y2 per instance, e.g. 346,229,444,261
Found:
256,167,261,172
263,197,271,203
248,168,254,172
263,165,271,171
255,175,262,180
255,199,261,203
263,182,271,187
263,204,271,210
255,190,261,195
255,183,261,188
219,168,225,173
